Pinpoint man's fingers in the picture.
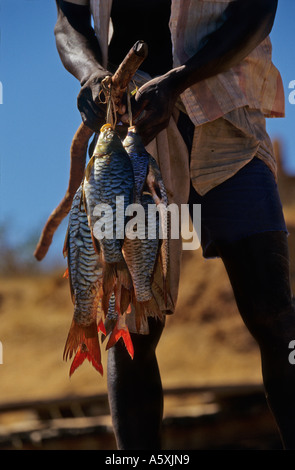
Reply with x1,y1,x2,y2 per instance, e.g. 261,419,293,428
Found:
132,94,150,119
80,105,103,133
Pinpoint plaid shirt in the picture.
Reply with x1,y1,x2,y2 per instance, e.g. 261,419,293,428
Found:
170,0,284,125
72,0,285,194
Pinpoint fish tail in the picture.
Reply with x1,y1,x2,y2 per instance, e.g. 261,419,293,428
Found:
113,281,132,315
133,296,165,332
120,285,132,315
101,263,116,315
100,316,117,343
106,320,134,359
102,260,132,315
102,261,132,317
158,240,170,309
146,296,165,323
97,317,107,336
63,320,103,376
102,260,131,295
63,268,69,279
103,263,117,295
133,298,147,333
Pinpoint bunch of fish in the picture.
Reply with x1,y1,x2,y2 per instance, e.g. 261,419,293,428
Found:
63,123,169,376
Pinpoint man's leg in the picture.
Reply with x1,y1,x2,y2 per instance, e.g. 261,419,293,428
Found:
217,231,295,449
107,317,165,450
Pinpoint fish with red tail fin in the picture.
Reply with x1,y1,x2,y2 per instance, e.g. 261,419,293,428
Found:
100,292,134,358
63,185,104,376
83,124,134,316
122,126,169,326
122,192,162,330
106,310,134,359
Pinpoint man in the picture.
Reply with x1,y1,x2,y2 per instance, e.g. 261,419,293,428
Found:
54,0,295,450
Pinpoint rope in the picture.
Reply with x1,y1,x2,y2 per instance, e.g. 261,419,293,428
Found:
100,77,117,129
99,76,137,130
126,84,133,127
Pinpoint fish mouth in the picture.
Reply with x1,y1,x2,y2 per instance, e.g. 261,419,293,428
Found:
100,123,113,132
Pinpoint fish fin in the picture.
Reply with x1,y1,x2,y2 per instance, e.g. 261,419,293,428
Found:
126,303,132,314
103,263,117,293
97,317,107,336
144,296,165,323
68,346,87,376
78,186,85,212
90,228,101,255
69,346,103,377
81,184,88,214
106,321,134,359
136,299,164,332
98,317,108,344
101,261,132,313
116,259,132,291
62,227,76,303
63,320,103,376
135,302,146,333
120,286,132,314
63,268,69,279
101,316,117,343
101,264,116,315
130,295,148,333
62,228,69,258
101,292,112,318
84,154,96,181
114,281,122,314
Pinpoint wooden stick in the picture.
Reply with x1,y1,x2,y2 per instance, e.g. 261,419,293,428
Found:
34,41,148,261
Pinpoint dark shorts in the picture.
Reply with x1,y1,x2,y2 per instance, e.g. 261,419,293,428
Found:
176,112,288,259
189,157,288,258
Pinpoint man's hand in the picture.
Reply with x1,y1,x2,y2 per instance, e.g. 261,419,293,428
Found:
130,74,179,145
77,72,112,132
55,0,110,132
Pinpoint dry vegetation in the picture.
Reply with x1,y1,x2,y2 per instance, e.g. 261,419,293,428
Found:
0,140,294,406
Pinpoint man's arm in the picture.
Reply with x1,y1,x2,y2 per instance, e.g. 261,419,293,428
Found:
54,0,106,84
54,0,111,131
133,0,278,144
170,0,278,94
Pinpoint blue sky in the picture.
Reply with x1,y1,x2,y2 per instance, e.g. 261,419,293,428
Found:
0,0,295,269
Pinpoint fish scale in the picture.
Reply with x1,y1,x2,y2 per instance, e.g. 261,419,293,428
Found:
83,126,134,264
122,127,169,315
66,187,102,307
82,124,135,322
123,193,159,303
63,185,104,376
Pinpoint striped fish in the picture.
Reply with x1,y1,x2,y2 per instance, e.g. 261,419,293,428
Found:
122,126,169,329
100,293,133,358
83,124,135,316
63,185,105,376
